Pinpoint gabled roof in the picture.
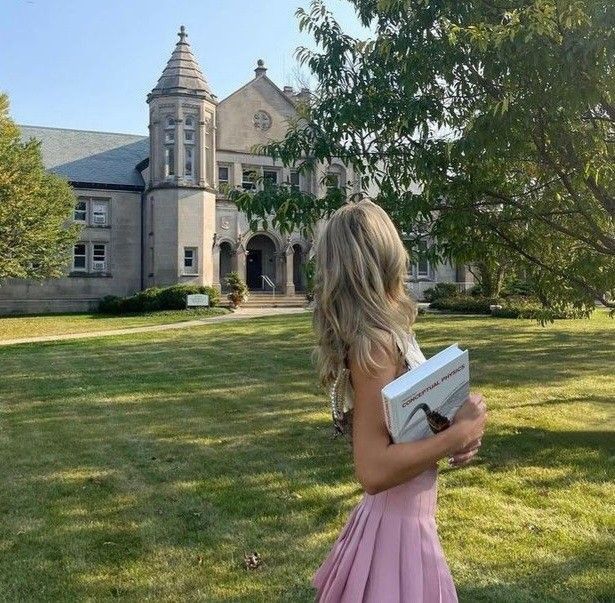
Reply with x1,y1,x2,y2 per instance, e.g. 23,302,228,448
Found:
19,125,149,189
149,26,215,101
219,62,298,111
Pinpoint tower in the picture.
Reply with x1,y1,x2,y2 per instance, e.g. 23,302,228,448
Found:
144,26,218,288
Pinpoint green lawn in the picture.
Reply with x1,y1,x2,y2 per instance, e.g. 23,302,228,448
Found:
0,307,230,341
0,312,613,601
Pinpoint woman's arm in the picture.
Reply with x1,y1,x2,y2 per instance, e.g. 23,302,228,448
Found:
350,336,486,495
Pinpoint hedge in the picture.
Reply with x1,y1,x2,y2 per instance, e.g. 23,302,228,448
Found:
99,284,220,314
422,283,460,303
429,296,495,314
429,294,577,319
492,298,577,320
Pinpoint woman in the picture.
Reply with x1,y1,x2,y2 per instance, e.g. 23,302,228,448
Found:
310,199,487,602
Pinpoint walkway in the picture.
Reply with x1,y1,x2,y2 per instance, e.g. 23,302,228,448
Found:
0,306,311,347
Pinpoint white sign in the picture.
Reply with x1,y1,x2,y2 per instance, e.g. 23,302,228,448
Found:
187,294,209,308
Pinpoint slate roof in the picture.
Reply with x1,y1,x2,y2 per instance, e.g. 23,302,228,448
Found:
19,125,149,189
149,26,215,101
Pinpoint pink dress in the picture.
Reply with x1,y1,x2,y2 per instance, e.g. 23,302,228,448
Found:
311,333,459,602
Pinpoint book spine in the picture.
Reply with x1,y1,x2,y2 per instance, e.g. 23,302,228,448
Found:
382,394,394,437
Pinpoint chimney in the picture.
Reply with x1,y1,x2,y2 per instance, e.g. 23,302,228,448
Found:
283,86,295,97
294,87,311,104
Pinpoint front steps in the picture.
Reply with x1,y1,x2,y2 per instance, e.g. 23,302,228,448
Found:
221,290,309,308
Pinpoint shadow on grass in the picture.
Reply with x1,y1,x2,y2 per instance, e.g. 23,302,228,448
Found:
456,537,614,602
0,313,612,600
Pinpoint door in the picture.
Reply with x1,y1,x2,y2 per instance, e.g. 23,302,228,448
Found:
246,249,262,289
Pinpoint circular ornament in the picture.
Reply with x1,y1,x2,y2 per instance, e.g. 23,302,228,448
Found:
253,110,272,131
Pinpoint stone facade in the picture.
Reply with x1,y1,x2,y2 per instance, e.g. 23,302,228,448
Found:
0,26,468,315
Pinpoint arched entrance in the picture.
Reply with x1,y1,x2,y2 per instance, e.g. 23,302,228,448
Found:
219,241,233,291
293,244,304,292
246,234,277,290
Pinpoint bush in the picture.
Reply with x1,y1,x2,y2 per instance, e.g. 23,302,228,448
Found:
429,296,496,314
97,284,220,314
422,282,460,303
156,284,219,311
492,297,576,320
98,295,123,314
501,278,534,297
468,283,483,297
224,271,248,308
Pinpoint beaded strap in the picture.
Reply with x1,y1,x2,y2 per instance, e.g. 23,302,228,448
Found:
329,332,413,438
330,366,351,437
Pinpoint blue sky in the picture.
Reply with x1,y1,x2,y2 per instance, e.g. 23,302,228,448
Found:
1,0,367,135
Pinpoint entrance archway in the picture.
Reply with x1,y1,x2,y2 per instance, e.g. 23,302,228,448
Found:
246,234,277,290
219,241,233,291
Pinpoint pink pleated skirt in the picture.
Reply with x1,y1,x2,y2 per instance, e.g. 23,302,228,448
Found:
311,467,458,602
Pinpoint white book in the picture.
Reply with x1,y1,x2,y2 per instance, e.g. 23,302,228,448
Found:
381,344,470,443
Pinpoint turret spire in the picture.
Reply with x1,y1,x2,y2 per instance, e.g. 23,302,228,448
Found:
148,26,216,101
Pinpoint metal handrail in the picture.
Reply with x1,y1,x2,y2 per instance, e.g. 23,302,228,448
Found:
260,275,276,298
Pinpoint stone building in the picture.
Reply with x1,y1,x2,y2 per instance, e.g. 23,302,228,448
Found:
0,26,468,315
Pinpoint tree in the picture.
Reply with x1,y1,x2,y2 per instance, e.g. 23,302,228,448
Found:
230,0,615,317
0,93,79,280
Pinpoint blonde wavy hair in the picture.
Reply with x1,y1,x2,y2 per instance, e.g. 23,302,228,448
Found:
312,198,418,433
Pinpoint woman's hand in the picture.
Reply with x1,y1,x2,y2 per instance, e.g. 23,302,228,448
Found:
448,436,482,467
448,393,487,467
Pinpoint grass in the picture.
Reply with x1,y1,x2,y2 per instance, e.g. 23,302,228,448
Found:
0,307,230,341
0,311,613,601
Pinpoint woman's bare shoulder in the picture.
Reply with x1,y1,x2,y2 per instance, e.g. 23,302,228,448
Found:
347,329,402,384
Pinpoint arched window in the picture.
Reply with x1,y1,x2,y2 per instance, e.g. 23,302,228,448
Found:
184,116,195,144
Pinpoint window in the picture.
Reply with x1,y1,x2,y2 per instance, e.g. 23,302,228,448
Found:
263,170,278,186
416,256,430,277
290,170,300,191
165,146,175,177
74,199,87,222
183,247,198,274
218,166,229,185
325,172,340,191
242,169,257,190
73,243,87,271
92,243,107,272
185,146,193,178
414,240,431,278
183,115,195,179
184,115,195,142
91,200,109,226
164,116,175,143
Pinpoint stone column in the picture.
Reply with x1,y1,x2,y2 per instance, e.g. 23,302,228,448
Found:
236,246,247,286
198,119,207,187
208,115,216,187
285,247,295,295
175,118,183,184
212,236,221,291
149,120,158,186
233,161,243,189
